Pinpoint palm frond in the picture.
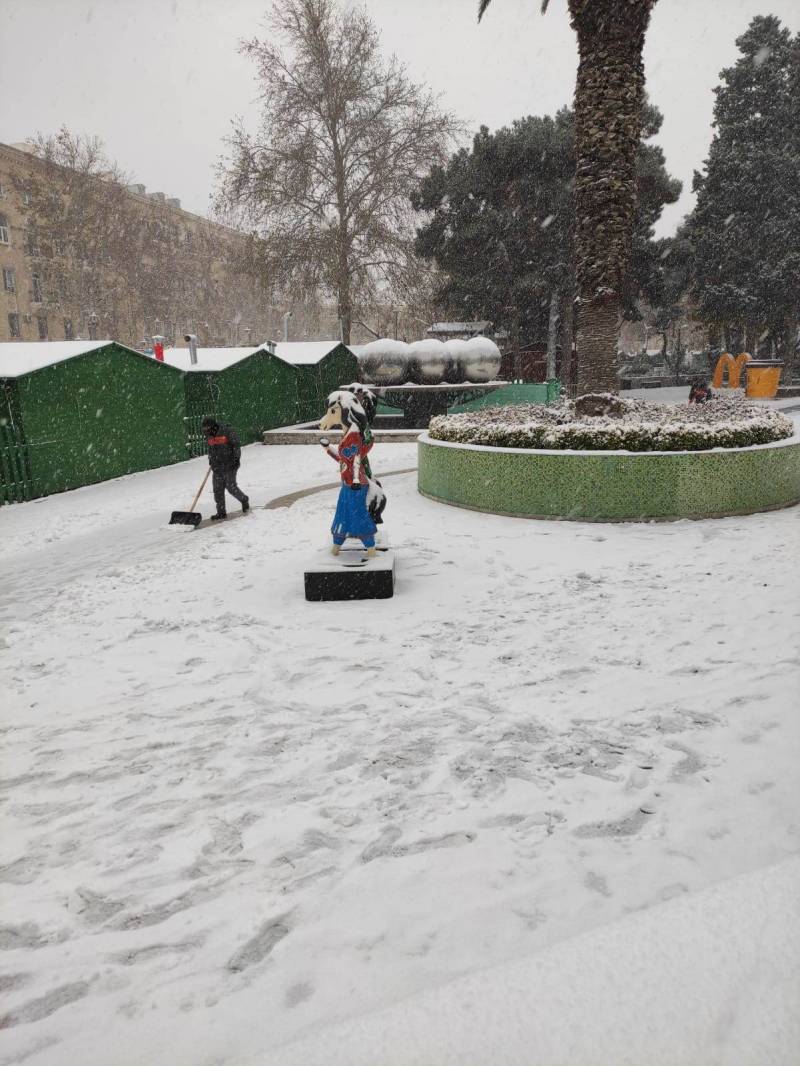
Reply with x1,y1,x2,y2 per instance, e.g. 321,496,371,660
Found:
479,0,549,22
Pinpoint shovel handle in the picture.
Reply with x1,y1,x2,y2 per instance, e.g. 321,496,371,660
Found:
188,468,212,512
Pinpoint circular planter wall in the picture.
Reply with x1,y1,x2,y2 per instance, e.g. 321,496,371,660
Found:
417,432,800,521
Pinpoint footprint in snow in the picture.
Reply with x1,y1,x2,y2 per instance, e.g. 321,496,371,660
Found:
227,917,290,973
285,981,314,1008
584,871,611,897
360,827,475,863
574,808,650,838
0,981,90,1029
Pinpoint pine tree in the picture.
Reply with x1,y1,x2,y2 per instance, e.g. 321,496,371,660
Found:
412,105,680,380
689,16,800,361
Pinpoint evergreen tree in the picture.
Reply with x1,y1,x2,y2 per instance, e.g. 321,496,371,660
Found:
642,226,695,383
412,110,574,355
689,15,800,360
412,105,680,378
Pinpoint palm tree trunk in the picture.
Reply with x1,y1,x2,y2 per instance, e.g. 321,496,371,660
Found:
570,0,656,394
576,296,621,395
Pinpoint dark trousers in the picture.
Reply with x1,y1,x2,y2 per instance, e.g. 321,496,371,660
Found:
212,467,247,513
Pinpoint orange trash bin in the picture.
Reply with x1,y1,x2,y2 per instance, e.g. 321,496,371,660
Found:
745,361,783,399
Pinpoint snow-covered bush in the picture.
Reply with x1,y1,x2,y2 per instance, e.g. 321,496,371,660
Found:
428,394,794,452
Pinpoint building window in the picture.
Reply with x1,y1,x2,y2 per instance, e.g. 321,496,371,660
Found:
26,228,41,257
8,312,21,338
22,189,32,207
3,267,15,293
0,214,9,245
64,318,74,340
32,272,43,303
37,314,48,340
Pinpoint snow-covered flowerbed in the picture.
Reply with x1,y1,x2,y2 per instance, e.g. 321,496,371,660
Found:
429,393,794,452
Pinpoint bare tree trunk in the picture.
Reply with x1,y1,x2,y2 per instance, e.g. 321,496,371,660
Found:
558,291,575,393
510,311,521,381
575,296,621,395
780,315,798,374
337,259,352,346
546,290,560,381
743,322,755,354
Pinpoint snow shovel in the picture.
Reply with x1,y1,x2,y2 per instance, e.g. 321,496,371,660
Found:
169,468,211,528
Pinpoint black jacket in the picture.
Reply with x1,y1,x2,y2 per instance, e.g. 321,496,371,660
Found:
205,423,241,471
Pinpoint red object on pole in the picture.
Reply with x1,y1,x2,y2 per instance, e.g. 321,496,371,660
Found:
154,341,164,362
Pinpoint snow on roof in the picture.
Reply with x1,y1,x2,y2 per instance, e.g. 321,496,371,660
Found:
159,345,268,372
274,341,346,365
0,340,122,378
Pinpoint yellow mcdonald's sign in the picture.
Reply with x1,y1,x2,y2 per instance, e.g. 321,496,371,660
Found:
712,351,751,389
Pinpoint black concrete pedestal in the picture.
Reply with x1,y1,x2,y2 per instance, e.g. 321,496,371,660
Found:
304,549,396,601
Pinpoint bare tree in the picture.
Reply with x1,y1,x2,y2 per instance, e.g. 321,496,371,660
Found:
24,128,138,339
216,0,462,344
24,127,276,347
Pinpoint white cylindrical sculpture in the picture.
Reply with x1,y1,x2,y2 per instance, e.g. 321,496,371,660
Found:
357,339,412,386
459,336,502,383
410,339,449,384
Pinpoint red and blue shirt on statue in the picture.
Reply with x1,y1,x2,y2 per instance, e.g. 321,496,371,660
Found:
326,428,373,487
324,428,376,546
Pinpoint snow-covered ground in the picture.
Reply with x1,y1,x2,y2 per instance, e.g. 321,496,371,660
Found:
1,440,799,1065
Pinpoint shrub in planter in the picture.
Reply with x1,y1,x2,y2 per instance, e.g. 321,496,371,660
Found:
429,395,794,452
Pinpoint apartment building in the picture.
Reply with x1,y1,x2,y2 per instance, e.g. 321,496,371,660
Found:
0,141,270,347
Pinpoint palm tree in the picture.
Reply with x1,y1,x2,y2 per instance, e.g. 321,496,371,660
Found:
479,0,657,394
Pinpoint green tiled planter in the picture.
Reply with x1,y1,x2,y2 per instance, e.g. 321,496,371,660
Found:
418,432,800,521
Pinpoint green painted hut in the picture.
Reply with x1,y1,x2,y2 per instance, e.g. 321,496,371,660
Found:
274,342,359,423
0,341,186,503
162,344,299,455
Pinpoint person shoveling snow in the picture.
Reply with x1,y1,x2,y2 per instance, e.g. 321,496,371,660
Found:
201,416,250,521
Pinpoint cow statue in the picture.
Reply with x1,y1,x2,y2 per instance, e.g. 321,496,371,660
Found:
318,390,387,556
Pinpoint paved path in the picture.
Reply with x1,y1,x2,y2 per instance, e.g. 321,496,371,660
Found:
264,466,418,510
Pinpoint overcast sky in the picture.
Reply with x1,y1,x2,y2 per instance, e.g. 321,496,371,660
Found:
3,0,798,237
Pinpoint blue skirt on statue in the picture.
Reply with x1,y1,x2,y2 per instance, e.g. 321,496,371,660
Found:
331,484,376,546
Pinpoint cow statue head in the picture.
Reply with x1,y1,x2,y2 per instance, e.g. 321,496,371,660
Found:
319,390,368,434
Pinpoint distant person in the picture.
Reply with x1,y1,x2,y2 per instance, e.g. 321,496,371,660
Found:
688,379,713,405
201,416,250,520
153,340,164,362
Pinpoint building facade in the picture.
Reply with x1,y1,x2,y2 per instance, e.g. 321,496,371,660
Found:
0,141,271,347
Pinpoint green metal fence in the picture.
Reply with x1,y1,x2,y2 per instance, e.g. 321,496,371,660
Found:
0,424,34,504
448,380,561,412
184,374,222,458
